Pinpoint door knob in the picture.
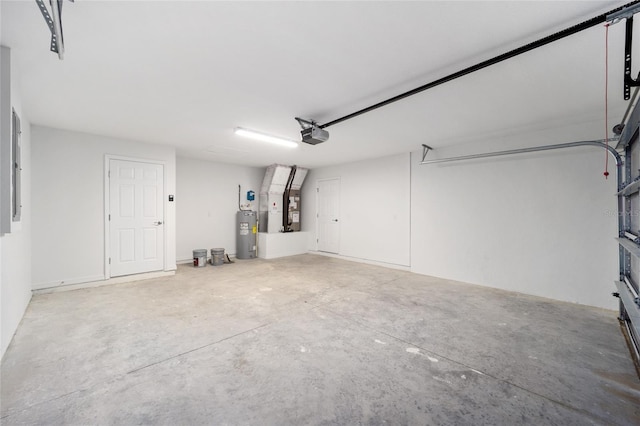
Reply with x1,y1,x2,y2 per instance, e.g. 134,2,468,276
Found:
153,221,163,225
332,219,338,222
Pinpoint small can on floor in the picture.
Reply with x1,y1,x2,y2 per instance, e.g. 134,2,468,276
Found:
210,248,225,266
192,249,207,267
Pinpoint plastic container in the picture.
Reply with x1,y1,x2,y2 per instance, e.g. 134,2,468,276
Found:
193,249,207,267
211,248,225,266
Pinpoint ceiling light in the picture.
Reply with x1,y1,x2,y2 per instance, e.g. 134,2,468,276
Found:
234,127,298,148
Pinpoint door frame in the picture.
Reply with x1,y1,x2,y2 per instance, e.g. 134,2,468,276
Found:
315,177,340,253
104,155,167,279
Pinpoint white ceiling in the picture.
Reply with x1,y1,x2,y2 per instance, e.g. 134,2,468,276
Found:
1,0,637,168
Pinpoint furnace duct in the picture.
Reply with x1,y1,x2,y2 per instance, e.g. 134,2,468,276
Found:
259,164,308,233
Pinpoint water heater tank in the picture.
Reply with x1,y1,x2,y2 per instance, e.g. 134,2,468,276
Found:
236,210,257,259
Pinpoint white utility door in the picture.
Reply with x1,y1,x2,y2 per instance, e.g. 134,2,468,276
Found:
317,178,340,253
109,159,164,277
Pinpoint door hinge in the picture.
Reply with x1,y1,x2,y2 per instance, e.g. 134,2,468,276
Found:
316,188,319,192
109,257,111,264
108,214,111,221
108,170,111,178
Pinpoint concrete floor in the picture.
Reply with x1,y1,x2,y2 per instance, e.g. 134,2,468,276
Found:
1,254,639,425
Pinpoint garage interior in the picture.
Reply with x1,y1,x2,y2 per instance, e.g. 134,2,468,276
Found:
1,1,640,424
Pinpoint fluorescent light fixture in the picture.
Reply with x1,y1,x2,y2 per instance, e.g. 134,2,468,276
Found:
234,127,298,148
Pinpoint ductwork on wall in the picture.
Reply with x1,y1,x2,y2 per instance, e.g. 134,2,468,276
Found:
259,164,308,233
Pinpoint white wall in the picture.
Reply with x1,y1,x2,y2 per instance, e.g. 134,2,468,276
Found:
31,126,177,290
176,157,264,261
301,143,617,309
1,46,32,358
1,122,31,357
411,144,619,309
0,240,2,354
302,153,411,267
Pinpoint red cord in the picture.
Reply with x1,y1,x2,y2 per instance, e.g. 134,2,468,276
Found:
605,23,610,179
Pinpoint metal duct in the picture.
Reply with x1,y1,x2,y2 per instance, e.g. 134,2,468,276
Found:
259,164,308,233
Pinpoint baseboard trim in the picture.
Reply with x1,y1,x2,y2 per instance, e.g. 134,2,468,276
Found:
33,270,176,294
32,275,106,291
308,251,411,271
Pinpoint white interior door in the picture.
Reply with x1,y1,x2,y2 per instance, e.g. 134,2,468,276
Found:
109,159,164,277
317,178,340,253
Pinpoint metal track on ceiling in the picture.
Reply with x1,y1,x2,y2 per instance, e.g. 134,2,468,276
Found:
318,1,640,129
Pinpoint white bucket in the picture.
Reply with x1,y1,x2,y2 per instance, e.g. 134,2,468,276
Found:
193,249,207,267
211,248,225,266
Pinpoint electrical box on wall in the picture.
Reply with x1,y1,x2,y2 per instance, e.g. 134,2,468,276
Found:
11,109,22,223
238,185,255,211
0,46,14,234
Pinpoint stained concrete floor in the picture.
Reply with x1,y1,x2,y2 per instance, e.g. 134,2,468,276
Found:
1,254,639,425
